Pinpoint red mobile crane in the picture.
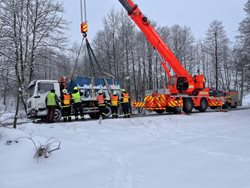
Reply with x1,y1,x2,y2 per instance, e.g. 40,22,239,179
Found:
116,0,226,114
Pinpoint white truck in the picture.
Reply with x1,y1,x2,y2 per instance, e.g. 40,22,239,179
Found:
27,77,122,121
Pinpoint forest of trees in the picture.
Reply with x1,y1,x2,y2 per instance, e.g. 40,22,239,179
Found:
0,0,250,113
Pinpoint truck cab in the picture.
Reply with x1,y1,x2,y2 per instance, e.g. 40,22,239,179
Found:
27,80,61,121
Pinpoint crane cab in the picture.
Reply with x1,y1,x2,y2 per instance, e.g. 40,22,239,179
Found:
168,75,205,95
168,76,191,95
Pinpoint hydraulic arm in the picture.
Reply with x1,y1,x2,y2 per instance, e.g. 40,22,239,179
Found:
118,0,205,95
118,0,190,77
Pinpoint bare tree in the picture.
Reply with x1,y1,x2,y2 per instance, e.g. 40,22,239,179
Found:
204,20,230,90
237,0,250,96
92,9,200,100
0,0,67,128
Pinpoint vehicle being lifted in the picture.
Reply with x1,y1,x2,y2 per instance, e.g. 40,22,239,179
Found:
27,77,121,121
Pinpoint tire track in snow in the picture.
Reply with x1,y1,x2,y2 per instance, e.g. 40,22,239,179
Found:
79,125,139,188
98,146,135,188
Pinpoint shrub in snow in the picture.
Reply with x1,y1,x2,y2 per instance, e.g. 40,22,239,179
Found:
26,136,61,159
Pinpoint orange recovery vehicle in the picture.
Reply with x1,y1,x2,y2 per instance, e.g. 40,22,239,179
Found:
117,0,228,114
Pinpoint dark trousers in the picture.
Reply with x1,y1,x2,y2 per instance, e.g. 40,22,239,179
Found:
98,105,106,118
73,103,84,119
47,106,56,123
62,106,71,121
111,106,118,118
121,103,130,117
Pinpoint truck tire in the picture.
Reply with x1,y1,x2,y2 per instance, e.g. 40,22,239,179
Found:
199,98,208,112
104,106,112,117
183,98,193,113
54,109,62,122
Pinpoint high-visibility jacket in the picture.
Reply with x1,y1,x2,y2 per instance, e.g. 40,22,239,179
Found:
97,94,105,106
111,95,119,106
72,92,81,103
46,92,56,106
121,93,129,103
63,93,71,107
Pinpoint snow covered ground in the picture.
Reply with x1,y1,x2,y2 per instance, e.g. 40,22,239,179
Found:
243,93,250,106
1,109,250,188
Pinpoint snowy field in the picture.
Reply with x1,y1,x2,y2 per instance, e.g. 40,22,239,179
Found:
1,108,250,188
243,94,250,106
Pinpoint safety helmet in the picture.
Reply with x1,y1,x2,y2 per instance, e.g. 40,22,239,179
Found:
98,90,103,94
113,91,117,95
121,89,126,93
74,86,78,90
62,89,67,94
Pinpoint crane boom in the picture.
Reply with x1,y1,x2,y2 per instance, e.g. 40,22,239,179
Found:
118,0,206,95
118,0,190,78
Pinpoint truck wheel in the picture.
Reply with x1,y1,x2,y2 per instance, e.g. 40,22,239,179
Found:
156,110,164,114
199,98,208,112
104,106,112,117
54,109,62,122
183,98,193,113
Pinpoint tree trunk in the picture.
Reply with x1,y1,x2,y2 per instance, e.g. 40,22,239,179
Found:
147,42,153,90
13,90,20,129
215,31,218,90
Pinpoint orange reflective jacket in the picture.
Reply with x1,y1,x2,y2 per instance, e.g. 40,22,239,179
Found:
122,93,129,103
97,94,105,106
111,95,119,106
63,94,71,106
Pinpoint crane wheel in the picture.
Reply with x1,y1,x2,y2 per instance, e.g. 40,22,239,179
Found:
183,98,193,113
199,98,208,112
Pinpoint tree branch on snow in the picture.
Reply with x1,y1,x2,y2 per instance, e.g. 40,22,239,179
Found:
23,136,61,159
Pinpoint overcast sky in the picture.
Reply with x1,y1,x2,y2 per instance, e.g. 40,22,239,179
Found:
62,0,246,44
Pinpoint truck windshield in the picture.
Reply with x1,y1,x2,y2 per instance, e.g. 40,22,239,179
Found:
38,82,54,94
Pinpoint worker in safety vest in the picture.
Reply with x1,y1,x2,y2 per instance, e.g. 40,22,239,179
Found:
110,91,119,118
120,89,130,118
71,87,85,121
97,90,107,119
61,89,72,122
45,89,59,123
